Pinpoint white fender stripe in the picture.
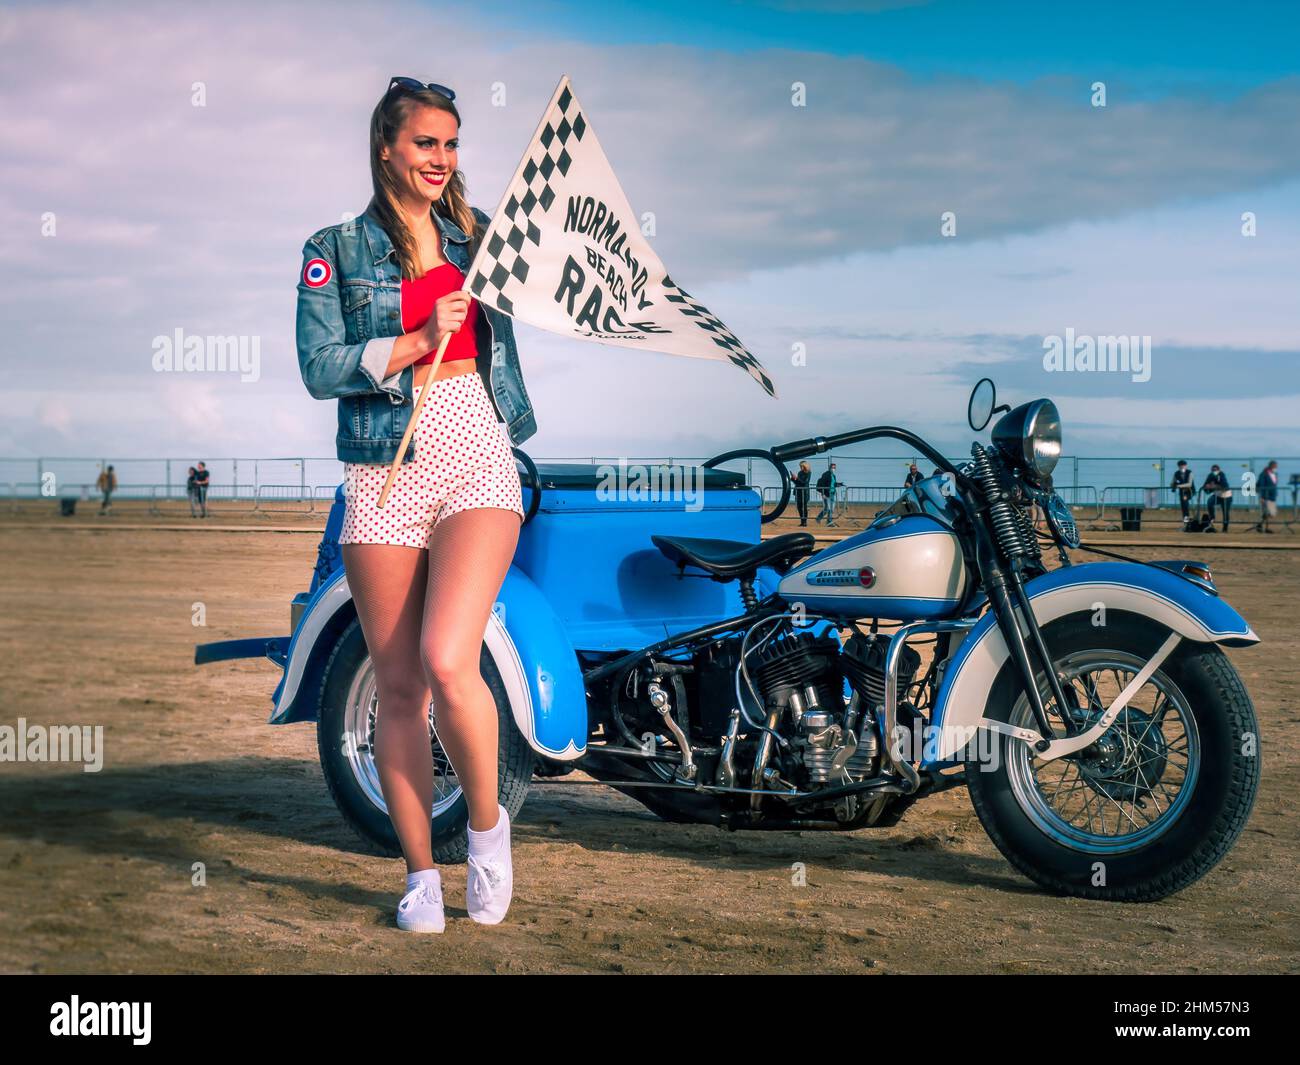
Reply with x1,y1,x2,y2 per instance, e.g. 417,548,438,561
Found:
933,581,1257,761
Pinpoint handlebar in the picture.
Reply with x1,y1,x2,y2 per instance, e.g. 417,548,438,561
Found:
703,448,791,524
703,427,965,524
771,426,961,478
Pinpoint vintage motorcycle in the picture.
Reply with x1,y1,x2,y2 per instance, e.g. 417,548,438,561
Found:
196,380,1261,901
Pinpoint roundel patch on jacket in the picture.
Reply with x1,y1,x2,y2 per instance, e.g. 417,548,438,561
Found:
302,257,332,287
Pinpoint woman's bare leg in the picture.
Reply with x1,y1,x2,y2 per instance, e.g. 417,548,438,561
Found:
341,542,435,873
421,508,521,831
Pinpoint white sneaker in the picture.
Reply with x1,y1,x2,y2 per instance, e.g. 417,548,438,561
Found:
466,805,513,925
396,873,445,933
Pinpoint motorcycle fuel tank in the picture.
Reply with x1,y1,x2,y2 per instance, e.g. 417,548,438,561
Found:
777,514,967,621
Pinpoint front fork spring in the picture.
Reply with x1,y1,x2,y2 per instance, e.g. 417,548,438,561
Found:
971,443,1038,562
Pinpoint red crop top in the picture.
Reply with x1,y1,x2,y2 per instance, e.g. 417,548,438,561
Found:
402,262,479,365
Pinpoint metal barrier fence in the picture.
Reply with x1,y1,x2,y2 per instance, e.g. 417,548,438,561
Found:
0,482,339,517
143,483,258,517
760,481,1289,533
7,454,1296,504
6,478,1293,535
4,452,1297,527
1071,485,1103,522
252,485,319,515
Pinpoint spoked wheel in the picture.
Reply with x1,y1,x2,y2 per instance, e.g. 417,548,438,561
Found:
341,660,463,825
1004,650,1200,852
317,617,535,861
967,612,1259,901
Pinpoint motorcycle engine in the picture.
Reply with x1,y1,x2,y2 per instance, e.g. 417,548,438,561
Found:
841,631,923,752
750,631,879,785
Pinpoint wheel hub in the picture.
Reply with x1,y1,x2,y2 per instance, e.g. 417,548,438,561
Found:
1075,707,1169,801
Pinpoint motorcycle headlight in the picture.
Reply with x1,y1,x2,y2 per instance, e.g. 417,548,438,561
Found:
991,398,1062,481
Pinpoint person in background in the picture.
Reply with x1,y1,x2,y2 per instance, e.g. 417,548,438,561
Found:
1256,460,1280,534
186,466,201,518
903,462,923,489
95,464,117,515
1170,460,1194,524
815,463,838,527
194,461,210,518
792,461,811,526
1202,464,1231,532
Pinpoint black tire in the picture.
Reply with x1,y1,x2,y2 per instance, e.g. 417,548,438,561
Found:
966,611,1260,902
316,616,535,862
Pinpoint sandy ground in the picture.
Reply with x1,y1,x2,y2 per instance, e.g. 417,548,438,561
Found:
0,502,1297,974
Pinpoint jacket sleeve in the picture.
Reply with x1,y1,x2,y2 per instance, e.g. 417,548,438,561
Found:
295,235,404,400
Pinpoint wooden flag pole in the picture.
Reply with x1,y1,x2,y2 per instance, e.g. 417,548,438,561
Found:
375,312,458,509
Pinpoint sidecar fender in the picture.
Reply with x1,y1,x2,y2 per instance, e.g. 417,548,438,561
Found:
926,561,1258,765
270,564,587,760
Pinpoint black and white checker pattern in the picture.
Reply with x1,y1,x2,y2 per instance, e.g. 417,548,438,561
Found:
662,274,776,397
467,84,586,315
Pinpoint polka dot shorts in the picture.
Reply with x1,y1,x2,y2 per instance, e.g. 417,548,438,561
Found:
338,370,525,549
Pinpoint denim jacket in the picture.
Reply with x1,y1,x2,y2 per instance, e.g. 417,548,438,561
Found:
295,201,537,464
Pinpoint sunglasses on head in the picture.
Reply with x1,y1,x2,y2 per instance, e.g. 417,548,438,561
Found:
387,76,456,101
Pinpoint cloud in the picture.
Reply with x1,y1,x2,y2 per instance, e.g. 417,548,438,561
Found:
36,396,72,435
948,343,1300,400
0,0,1297,463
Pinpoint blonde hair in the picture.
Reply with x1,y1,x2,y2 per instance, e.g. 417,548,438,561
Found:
367,86,483,280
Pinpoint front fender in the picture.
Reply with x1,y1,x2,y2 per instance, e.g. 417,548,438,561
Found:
926,561,1258,765
271,563,587,761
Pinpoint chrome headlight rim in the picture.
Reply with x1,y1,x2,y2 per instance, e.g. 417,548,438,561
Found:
1023,399,1062,480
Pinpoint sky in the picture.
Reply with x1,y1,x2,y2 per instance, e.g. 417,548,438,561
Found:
1,0,1297,483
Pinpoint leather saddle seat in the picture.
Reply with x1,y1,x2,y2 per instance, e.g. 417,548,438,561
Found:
651,532,817,580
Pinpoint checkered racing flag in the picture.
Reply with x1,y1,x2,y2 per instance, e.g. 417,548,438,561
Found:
463,75,776,397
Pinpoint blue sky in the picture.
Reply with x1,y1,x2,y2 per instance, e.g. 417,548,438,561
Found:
1,0,1297,479
497,0,1299,91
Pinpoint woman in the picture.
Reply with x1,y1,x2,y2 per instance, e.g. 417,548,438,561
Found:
186,466,200,518
295,77,538,934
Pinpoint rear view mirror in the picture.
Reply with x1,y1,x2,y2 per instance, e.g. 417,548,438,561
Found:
968,378,998,432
